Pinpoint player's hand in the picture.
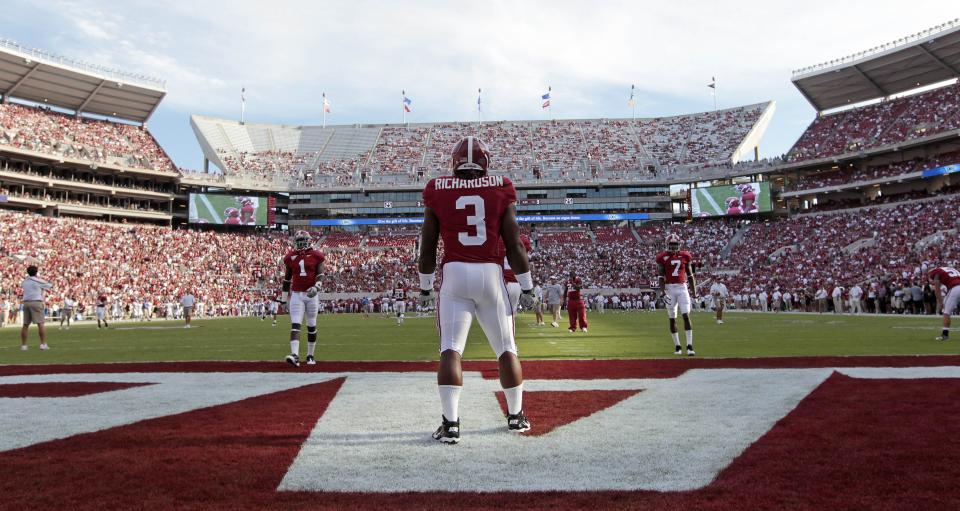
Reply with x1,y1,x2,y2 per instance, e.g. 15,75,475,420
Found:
306,287,318,298
519,290,535,310
418,290,434,308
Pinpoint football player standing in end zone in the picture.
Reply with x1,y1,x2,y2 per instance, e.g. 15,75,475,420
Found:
281,231,325,367
929,265,960,341
656,234,698,356
418,136,535,444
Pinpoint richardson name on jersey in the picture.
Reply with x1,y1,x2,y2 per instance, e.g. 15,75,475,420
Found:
433,175,505,190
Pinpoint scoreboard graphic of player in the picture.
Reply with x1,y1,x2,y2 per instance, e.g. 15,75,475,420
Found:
690,182,771,217
188,193,268,226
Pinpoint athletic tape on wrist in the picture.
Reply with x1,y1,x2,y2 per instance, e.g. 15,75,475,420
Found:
419,272,435,291
516,272,533,291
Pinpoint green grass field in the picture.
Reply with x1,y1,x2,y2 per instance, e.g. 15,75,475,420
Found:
1,310,957,365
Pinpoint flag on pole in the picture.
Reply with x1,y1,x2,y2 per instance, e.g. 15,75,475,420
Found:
402,90,412,113
477,88,482,113
541,86,551,109
627,84,636,108
708,77,716,92
323,93,331,113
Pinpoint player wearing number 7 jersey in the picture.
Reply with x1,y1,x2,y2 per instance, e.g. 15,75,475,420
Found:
655,234,698,356
929,266,960,341
419,136,535,443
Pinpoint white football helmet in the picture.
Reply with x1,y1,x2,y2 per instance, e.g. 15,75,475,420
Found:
666,234,681,252
293,230,312,251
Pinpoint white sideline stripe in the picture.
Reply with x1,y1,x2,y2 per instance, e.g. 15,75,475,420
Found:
198,194,222,223
698,188,723,216
690,189,701,215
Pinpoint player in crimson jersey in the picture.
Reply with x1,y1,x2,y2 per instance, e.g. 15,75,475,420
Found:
238,197,256,224
655,234,698,356
419,136,535,443
95,293,109,329
498,235,533,314
224,207,242,225
281,231,325,367
563,271,588,333
737,184,758,213
929,266,960,341
725,197,743,215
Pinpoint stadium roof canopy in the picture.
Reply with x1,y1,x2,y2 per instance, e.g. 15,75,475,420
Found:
0,38,166,124
791,18,960,112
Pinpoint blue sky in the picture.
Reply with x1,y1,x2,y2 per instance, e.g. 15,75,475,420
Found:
1,0,957,170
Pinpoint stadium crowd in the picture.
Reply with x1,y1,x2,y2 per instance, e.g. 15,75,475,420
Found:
193,104,766,187
2,186,958,324
788,82,960,162
0,102,174,173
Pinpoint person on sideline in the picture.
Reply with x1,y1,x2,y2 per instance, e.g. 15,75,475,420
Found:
181,291,196,328
21,265,53,351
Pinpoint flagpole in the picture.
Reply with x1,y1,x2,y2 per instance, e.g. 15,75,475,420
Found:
240,87,246,124
712,77,718,112
402,90,406,125
477,88,482,129
630,84,635,121
548,86,552,120
322,92,327,129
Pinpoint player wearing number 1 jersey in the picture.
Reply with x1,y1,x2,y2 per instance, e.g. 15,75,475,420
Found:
929,266,960,341
419,136,535,444
498,235,533,314
281,231,325,367
655,234,698,356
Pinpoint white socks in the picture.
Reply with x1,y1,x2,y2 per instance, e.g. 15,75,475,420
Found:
685,330,693,346
503,384,523,415
307,342,316,357
439,385,462,422
671,332,680,347
290,340,299,355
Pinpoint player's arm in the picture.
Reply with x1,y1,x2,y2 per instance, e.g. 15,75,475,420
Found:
686,263,698,299
500,203,531,277
656,264,665,290
931,275,944,313
417,206,440,295
501,203,537,308
281,265,292,304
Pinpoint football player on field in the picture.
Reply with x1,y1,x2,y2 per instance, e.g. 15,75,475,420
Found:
563,271,588,333
95,292,109,329
656,234,698,356
929,266,960,341
392,282,408,326
281,231,325,367
419,136,535,444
